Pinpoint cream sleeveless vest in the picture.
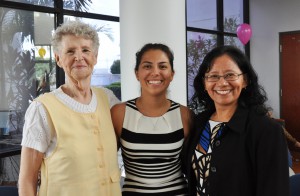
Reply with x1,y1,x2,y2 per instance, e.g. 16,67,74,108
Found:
37,88,121,196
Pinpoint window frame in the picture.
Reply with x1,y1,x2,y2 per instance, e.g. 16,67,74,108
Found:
0,0,120,88
0,0,120,158
186,0,249,55
185,0,250,105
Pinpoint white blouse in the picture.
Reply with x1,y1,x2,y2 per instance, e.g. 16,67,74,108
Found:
21,87,120,157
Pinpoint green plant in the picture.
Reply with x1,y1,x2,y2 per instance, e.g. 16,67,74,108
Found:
107,82,121,87
106,82,121,100
110,59,120,74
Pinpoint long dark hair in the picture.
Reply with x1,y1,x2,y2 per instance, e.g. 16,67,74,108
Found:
190,45,269,114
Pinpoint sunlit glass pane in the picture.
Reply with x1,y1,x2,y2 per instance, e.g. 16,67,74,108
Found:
187,31,216,103
224,36,245,51
187,0,217,30
224,0,243,33
5,0,54,7
63,0,119,17
0,8,55,138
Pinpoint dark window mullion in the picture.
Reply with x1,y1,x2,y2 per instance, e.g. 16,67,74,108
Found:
54,0,64,88
216,0,224,46
62,10,119,22
243,0,250,57
0,0,58,13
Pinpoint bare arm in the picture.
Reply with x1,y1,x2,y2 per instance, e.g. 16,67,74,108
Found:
180,105,193,139
282,126,298,145
18,146,44,196
111,103,126,147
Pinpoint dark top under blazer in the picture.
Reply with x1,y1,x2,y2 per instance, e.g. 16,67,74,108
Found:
182,106,289,196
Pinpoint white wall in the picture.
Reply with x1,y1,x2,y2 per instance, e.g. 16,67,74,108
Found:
250,0,300,118
120,0,187,105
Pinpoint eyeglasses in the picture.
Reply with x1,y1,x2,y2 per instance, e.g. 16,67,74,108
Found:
204,73,244,82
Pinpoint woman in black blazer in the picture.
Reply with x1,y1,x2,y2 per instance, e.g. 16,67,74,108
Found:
183,45,289,196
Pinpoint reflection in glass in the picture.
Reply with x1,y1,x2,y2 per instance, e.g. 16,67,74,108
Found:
35,45,56,92
63,16,121,100
224,36,244,51
0,8,55,138
187,31,216,104
63,0,119,17
5,0,54,7
224,0,243,33
187,0,216,30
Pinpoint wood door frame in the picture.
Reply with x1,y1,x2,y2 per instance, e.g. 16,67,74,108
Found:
279,30,300,142
279,30,300,116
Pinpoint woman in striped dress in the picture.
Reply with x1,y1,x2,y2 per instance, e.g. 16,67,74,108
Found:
111,43,193,195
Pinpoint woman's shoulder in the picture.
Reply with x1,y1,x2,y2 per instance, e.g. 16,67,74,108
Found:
247,109,283,135
178,105,192,118
111,102,126,111
168,99,191,111
179,104,191,113
247,107,275,124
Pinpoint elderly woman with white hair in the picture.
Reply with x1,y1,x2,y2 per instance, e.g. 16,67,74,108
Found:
18,21,121,196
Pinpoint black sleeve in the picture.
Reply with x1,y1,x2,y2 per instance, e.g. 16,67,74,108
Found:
255,118,290,196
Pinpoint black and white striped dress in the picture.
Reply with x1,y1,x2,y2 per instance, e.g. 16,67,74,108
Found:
120,99,188,195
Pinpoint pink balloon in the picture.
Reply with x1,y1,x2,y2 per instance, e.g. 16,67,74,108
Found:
236,23,252,45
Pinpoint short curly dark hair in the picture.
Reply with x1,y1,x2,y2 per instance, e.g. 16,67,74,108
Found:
190,45,269,114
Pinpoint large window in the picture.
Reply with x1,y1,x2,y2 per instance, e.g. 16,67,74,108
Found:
0,0,119,184
186,0,249,104
0,9,55,140
0,0,120,138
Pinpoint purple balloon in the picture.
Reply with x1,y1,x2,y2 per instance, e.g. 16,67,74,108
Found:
236,23,252,45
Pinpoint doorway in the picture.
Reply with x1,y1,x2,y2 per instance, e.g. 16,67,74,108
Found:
280,31,300,141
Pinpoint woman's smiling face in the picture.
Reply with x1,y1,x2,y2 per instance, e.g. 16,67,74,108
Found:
55,35,97,83
204,54,247,109
135,49,174,97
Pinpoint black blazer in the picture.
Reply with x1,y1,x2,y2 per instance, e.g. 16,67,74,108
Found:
182,106,289,196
